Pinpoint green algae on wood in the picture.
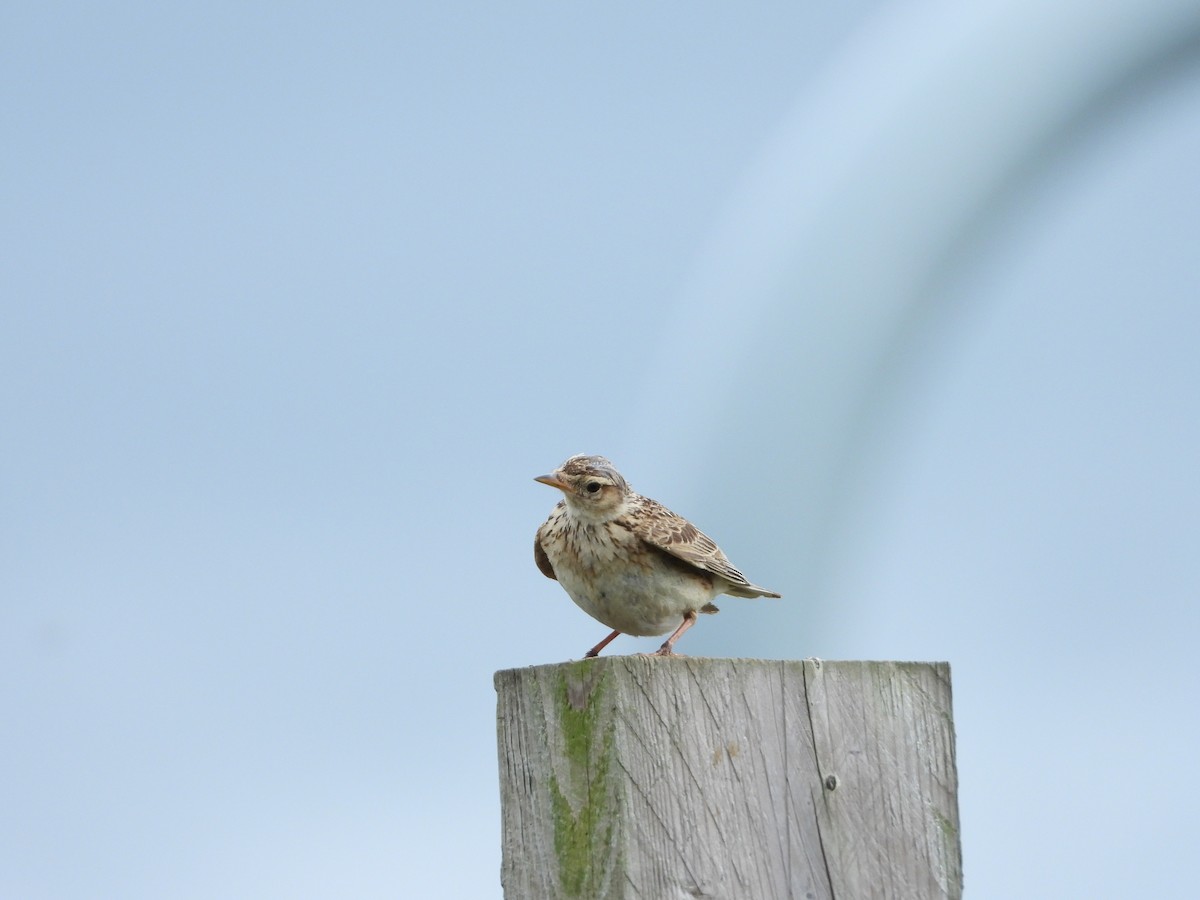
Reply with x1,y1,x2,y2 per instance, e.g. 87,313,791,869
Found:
550,661,618,897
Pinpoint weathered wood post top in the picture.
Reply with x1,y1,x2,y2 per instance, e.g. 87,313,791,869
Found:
495,657,961,899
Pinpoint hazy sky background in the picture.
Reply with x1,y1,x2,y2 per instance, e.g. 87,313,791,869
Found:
4,1,1199,897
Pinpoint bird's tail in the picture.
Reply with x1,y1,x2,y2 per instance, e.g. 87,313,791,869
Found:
726,583,782,599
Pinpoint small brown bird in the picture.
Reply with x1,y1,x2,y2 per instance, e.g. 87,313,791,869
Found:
534,454,781,658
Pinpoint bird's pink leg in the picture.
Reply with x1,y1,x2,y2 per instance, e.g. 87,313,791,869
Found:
654,610,698,657
584,629,622,658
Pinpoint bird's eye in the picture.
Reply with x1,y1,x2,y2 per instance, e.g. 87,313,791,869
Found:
585,482,602,494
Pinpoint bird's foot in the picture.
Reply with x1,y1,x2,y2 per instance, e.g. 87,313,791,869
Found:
650,644,684,657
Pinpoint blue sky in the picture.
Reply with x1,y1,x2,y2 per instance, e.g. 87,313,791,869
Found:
4,1,1200,897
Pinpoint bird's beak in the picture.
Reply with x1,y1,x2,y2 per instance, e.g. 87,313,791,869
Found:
534,473,569,492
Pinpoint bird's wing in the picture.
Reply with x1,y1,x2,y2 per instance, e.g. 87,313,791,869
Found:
534,529,557,581
627,496,771,594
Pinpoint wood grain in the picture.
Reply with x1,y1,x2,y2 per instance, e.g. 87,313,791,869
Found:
495,658,961,899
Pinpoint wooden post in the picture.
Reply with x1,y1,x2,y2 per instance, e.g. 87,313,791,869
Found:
495,657,961,899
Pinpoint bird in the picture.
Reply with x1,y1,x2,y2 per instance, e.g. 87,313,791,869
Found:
534,454,781,658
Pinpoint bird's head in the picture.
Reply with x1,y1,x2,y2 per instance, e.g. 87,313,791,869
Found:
535,454,630,521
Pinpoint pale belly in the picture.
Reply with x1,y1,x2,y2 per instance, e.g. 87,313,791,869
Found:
559,569,714,635
544,528,720,636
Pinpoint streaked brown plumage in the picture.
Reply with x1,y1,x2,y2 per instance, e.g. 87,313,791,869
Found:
534,454,781,658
